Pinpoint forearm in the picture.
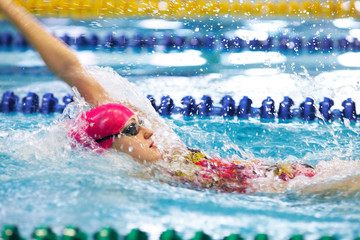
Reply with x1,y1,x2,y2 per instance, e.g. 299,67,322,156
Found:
301,174,360,195
0,0,111,106
0,1,79,79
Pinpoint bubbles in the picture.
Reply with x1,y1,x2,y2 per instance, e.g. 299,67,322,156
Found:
3,14,360,239
3,76,360,240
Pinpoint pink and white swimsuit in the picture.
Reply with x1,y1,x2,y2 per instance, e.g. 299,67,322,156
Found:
175,149,316,193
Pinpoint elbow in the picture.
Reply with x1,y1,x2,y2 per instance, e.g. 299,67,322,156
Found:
55,60,84,84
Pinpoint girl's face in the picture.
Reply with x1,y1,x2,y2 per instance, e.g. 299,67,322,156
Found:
110,116,162,163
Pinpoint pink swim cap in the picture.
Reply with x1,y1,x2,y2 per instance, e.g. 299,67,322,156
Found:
72,103,135,149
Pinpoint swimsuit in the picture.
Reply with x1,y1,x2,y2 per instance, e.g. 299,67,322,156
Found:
174,149,316,193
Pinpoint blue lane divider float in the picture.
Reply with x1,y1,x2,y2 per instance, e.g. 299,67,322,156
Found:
1,91,359,123
1,32,360,53
147,94,359,122
0,91,73,114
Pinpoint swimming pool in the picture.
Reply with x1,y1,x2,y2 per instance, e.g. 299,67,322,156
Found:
2,13,360,240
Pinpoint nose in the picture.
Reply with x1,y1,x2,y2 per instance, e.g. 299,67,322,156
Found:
140,126,154,139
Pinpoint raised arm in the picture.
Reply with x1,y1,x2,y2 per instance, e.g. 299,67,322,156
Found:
0,0,111,106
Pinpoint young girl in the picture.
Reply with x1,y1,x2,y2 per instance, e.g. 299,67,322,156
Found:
1,0,352,194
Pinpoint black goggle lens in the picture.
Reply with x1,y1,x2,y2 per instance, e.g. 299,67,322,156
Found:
122,122,140,136
95,119,143,143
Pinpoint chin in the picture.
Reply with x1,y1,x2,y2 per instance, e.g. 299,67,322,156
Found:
145,154,162,163
133,155,159,164
145,157,161,163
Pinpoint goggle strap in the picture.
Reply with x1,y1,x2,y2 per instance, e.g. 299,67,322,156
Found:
95,134,117,143
95,122,142,143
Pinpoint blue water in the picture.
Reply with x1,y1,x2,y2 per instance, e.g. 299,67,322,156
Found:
1,17,360,240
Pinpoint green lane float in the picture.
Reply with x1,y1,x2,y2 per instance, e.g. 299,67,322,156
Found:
0,225,354,240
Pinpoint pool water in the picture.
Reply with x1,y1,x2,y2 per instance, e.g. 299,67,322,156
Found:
1,17,360,240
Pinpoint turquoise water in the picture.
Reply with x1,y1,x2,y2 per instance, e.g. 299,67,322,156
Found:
2,110,360,239
1,17,360,240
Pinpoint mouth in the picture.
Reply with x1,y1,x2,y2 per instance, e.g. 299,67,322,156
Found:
150,141,157,149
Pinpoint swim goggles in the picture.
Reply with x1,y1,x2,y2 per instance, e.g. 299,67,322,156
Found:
95,119,144,143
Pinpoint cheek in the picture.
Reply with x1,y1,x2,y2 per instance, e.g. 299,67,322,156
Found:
113,138,161,162
114,137,130,152
116,137,145,155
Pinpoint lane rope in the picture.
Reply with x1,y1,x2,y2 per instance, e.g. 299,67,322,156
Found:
1,91,358,123
1,225,338,240
0,0,359,19
0,31,358,54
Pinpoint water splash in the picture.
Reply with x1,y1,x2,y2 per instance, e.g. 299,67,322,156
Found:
2,69,360,239
85,66,188,158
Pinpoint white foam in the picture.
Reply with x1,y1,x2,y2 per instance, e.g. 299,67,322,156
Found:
85,66,189,162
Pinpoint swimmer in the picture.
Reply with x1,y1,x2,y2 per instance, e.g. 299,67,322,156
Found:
1,0,358,194
0,0,164,164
